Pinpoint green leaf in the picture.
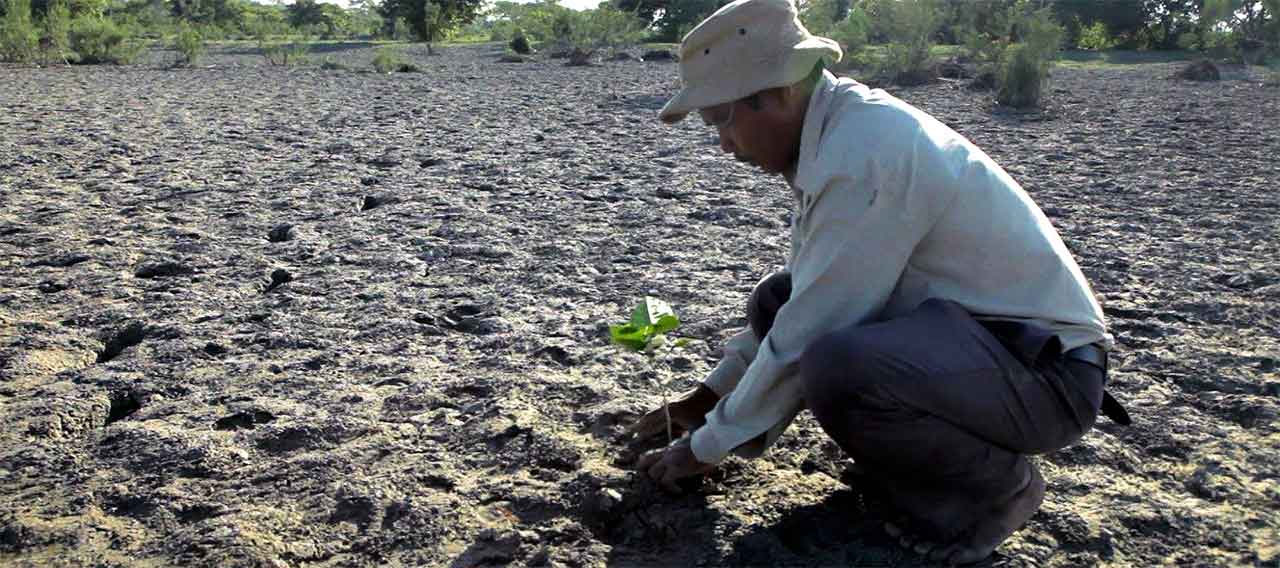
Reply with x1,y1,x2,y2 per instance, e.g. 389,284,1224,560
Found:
610,297,681,352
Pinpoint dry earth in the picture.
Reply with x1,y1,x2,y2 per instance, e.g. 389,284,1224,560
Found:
1,42,1278,567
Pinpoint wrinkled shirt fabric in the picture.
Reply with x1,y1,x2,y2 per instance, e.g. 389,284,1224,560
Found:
690,70,1113,464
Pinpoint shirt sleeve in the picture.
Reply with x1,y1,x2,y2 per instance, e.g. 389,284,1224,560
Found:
690,128,953,464
702,328,760,397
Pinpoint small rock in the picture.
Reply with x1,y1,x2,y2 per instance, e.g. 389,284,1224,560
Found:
359,195,384,211
37,280,67,293
360,176,379,186
642,49,677,62
32,252,91,268
1176,59,1220,81
596,488,622,512
264,268,293,293
135,261,195,279
267,224,296,242
203,342,228,356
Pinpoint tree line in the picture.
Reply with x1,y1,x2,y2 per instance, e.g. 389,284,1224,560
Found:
3,0,1277,66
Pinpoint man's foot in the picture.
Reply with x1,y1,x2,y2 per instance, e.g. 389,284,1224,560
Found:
882,467,1046,565
931,467,1045,565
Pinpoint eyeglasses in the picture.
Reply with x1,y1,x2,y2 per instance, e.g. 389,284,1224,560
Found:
698,102,735,129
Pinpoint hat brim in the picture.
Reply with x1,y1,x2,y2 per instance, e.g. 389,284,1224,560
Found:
658,36,842,124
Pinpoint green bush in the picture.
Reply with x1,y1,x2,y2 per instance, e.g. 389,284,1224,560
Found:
828,6,869,63
996,8,1063,108
69,16,144,64
1,0,38,63
261,40,307,65
509,27,530,54
1076,20,1113,51
371,45,403,72
41,0,71,64
997,43,1042,107
172,23,204,66
874,0,940,84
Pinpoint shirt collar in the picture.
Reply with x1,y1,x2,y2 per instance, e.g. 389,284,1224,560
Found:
790,70,839,194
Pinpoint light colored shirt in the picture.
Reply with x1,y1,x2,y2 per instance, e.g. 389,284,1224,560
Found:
689,71,1113,464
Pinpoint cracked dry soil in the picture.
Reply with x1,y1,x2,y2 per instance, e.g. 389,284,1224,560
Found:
1,43,1278,567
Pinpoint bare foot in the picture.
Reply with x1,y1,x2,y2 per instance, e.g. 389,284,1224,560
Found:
928,466,1046,565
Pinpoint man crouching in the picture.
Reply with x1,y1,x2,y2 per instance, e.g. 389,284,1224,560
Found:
626,0,1125,564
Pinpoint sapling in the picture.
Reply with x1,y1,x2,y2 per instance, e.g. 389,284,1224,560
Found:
609,296,685,443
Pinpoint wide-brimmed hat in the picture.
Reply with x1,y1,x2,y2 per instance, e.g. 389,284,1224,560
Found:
658,0,842,124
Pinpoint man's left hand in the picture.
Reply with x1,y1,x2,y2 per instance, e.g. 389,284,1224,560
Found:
636,437,716,493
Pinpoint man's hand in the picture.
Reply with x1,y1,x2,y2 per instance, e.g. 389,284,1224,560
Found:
626,384,720,442
636,437,716,493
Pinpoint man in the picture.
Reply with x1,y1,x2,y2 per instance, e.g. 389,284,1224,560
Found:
626,0,1127,564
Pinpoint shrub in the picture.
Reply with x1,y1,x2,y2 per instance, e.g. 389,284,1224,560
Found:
567,6,644,51
996,8,1063,108
172,23,204,66
828,6,869,63
997,43,1042,107
1076,21,1113,51
509,27,530,54
0,0,38,63
69,16,144,64
874,0,940,84
371,45,403,72
261,39,307,66
42,0,71,64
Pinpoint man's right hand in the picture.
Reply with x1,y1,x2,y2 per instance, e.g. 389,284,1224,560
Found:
626,384,720,442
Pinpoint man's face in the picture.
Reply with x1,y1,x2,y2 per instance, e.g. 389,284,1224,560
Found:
699,91,803,175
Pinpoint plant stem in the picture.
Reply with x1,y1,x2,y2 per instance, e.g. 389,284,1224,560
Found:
662,391,673,444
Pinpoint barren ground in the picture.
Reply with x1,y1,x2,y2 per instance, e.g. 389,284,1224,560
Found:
1,42,1278,567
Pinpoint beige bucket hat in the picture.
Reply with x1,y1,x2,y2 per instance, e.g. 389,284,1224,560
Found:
659,0,843,124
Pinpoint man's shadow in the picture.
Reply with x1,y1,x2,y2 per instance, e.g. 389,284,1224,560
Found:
721,486,920,567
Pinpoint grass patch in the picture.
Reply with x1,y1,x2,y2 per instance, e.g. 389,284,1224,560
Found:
1056,49,1199,69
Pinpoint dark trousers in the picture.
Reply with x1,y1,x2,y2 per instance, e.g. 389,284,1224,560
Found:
748,272,1105,537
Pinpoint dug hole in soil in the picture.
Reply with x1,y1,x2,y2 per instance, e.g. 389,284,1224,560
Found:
1,42,1278,567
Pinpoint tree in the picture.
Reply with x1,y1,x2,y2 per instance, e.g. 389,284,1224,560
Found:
612,0,726,41
169,0,247,27
377,0,482,48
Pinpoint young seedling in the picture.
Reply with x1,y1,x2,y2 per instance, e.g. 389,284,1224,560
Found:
609,296,683,443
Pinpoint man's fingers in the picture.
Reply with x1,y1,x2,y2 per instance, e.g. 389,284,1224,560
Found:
635,450,663,470
625,411,662,438
646,456,667,483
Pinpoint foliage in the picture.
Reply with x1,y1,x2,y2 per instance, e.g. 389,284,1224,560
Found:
609,297,681,352
1076,20,1113,51
169,0,245,28
42,0,70,62
567,5,645,49
997,43,1042,106
260,37,307,65
1,0,37,63
997,7,1063,108
171,22,203,65
509,27,530,53
69,15,145,64
613,0,726,42
371,44,404,71
799,0,840,36
828,5,868,60
377,0,481,45
874,0,941,84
